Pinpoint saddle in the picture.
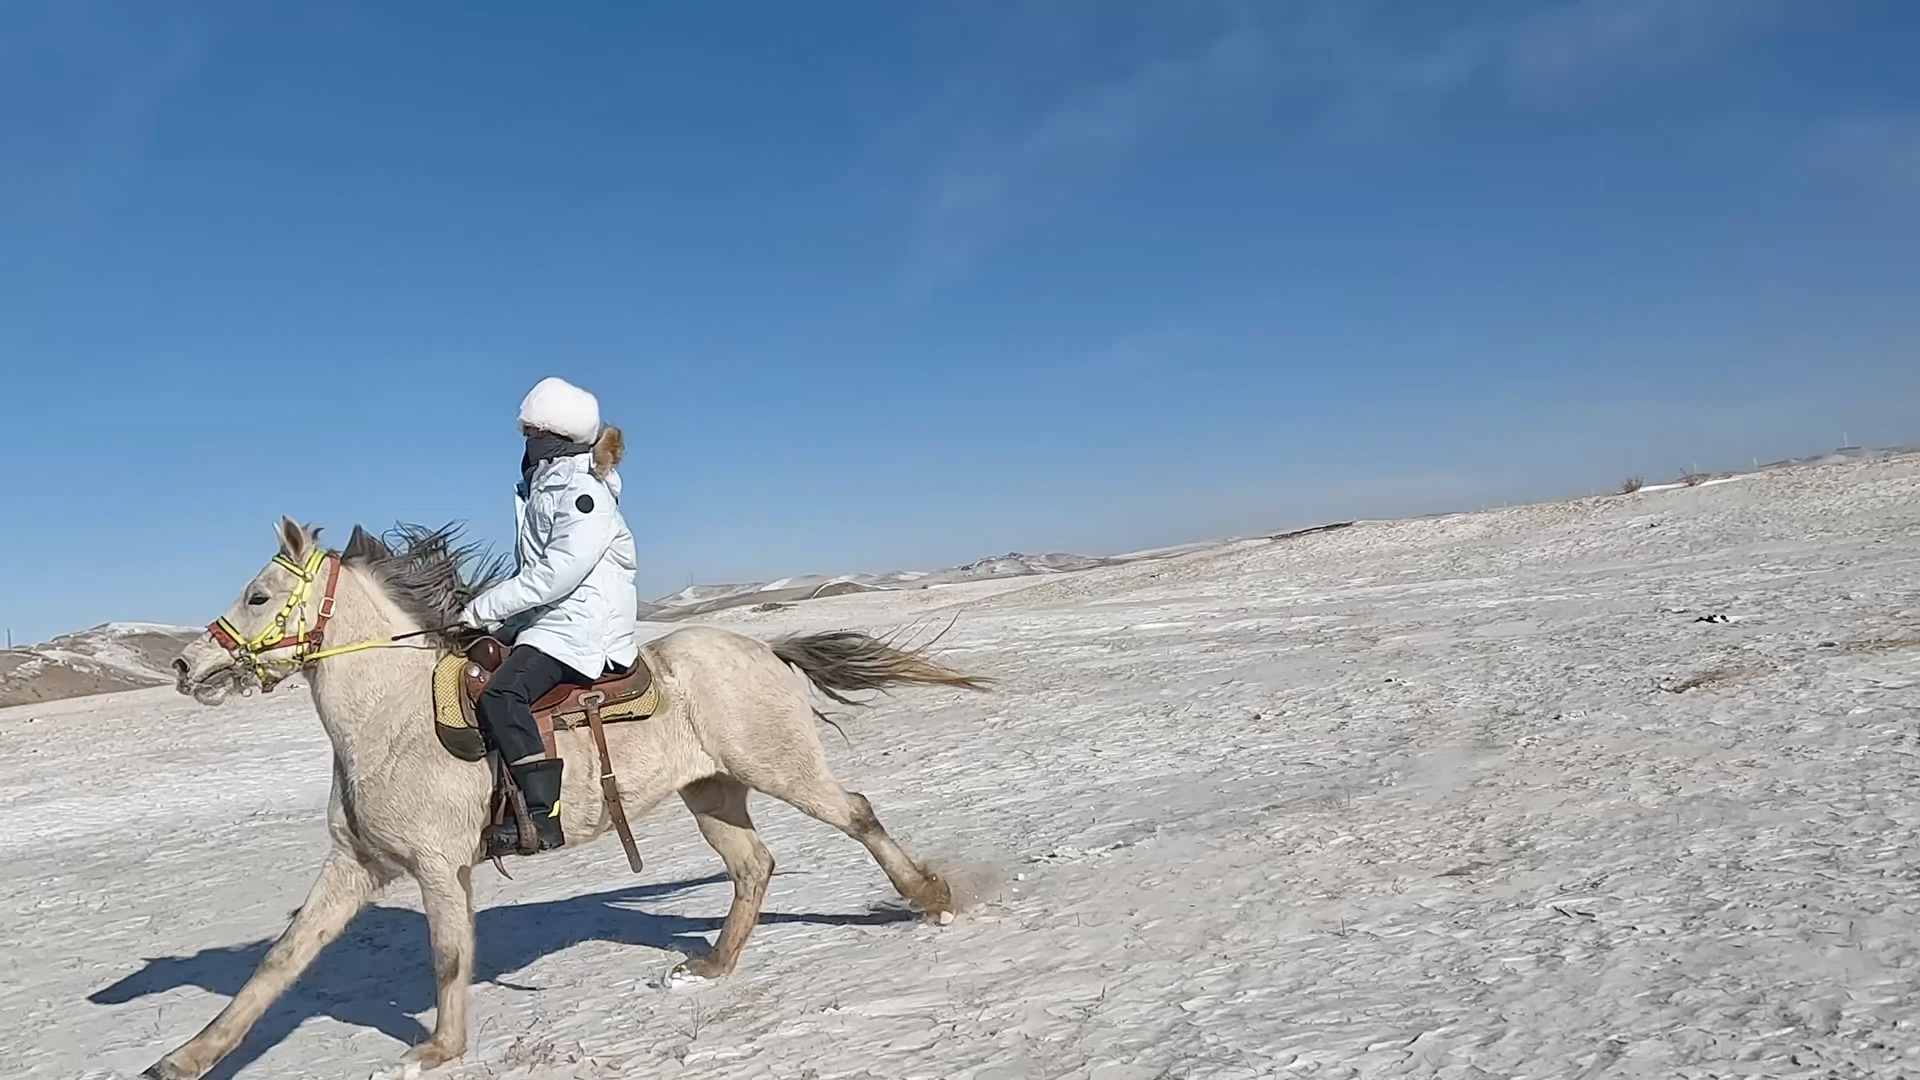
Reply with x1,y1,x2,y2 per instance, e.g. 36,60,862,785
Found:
434,637,660,875
456,637,658,757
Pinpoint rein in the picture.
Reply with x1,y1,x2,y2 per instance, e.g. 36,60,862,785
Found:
206,550,449,691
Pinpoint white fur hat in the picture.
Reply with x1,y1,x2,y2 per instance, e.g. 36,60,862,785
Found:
517,377,601,443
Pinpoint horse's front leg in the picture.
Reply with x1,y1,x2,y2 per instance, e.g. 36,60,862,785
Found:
145,849,390,1080
371,859,475,1080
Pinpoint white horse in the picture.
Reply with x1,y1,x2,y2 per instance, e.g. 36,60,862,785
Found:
149,517,987,1080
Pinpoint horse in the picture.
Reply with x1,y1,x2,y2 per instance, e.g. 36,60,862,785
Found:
146,517,988,1080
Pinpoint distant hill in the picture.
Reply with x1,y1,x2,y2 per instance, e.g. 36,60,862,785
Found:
15,443,1900,709
0,548,1158,707
1757,445,1918,470
0,550,1162,706
0,622,201,709
643,549,1160,619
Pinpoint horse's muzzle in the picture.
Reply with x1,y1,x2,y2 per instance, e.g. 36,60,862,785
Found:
173,638,240,703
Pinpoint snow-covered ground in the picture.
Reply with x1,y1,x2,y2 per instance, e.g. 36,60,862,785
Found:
645,550,1152,620
8,453,1920,1079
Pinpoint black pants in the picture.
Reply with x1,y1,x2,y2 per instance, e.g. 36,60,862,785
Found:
475,646,595,764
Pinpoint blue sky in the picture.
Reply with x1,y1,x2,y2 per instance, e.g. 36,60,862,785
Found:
2,0,1917,643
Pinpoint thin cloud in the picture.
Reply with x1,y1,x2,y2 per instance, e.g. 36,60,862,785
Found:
1504,0,1822,90
887,0,1839,292
905,15,1274,294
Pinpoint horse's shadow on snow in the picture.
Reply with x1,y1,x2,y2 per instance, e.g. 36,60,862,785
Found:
90,872,915,1080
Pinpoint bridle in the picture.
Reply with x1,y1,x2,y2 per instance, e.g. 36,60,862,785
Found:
203,548,458,692
205,549,346,692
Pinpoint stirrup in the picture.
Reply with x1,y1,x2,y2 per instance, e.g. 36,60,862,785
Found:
483,758,544,874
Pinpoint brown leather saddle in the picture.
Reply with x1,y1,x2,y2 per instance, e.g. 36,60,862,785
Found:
460,637,657,875
459,637,656,757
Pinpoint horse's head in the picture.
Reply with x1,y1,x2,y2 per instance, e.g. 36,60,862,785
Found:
174,517,339,705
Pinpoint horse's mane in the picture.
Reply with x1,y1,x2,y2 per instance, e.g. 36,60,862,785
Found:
339,523,511,646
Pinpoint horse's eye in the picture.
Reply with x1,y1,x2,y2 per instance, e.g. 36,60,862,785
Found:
248,592,271,606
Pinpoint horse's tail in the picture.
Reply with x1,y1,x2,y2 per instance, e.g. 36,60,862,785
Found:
771,630,991,709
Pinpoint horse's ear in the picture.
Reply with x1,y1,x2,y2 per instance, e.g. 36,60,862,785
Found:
343,524,387,563
276,516,317,561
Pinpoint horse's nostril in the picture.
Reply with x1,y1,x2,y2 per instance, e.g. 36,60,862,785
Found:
172,658,191,679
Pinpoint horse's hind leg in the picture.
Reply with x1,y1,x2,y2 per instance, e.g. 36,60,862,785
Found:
145,849,392,1080
761,766,952,916
675,776,774,978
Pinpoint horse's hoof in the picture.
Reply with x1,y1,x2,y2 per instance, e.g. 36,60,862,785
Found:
664,965,704,990
664,956,726,988
367,1052,453,1080
912,875,957,919
367,1037,463,1080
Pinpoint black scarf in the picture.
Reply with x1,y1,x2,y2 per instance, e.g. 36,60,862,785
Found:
521,432,591,489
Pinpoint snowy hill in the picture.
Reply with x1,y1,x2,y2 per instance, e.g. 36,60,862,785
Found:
646,549,1182,619
0,546,1150,704
14,450,1920,1078
0,622,201,708
16,446,1904,706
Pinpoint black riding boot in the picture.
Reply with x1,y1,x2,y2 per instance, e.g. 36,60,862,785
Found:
488,758,566,856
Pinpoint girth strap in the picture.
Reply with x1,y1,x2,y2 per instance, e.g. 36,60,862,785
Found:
581,691,644,874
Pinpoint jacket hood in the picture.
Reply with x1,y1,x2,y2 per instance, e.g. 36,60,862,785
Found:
518,425,623,500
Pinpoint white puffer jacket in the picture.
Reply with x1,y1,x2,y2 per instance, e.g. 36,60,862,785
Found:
462,429,638,677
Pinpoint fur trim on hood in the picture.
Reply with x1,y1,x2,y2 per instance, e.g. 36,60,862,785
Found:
591,425,624,479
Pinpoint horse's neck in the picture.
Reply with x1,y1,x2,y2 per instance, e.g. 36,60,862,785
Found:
308,568,436,767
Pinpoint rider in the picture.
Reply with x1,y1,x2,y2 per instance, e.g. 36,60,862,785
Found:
459,376,639,856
